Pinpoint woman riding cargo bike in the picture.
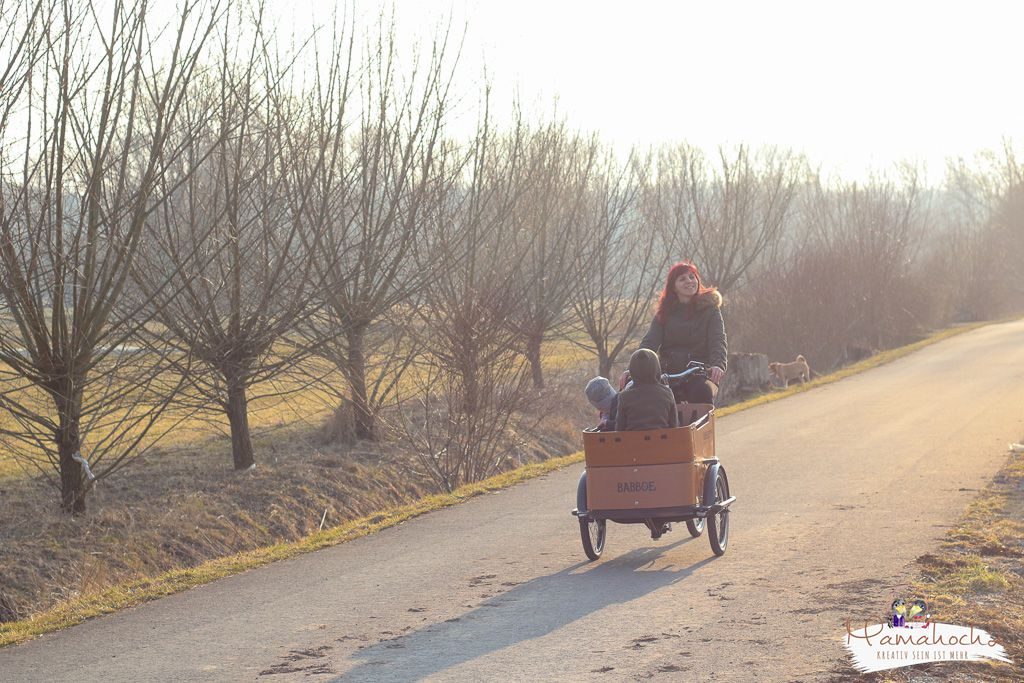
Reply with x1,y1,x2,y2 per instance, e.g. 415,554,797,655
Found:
572,261,734,560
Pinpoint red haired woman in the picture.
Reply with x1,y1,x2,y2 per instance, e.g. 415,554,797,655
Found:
639,261,727,404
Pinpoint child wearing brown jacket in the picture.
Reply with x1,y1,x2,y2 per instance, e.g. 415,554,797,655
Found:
616,349,679,432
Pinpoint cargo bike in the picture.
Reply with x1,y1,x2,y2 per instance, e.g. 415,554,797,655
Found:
571,364,736,560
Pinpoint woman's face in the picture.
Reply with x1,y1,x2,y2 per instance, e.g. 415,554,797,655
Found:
674,270,699,299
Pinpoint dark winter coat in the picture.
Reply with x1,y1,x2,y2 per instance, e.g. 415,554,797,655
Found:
639,290,728,374
616,349,679,432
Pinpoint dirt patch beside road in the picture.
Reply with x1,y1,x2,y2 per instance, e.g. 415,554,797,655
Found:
831,443,1024,682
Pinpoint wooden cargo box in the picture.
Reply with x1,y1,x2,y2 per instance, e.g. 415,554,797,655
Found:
582,403,715,467
582,403,714,511
585,461,708,510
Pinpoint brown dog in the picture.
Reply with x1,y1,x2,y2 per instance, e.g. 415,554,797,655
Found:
769,355,810,388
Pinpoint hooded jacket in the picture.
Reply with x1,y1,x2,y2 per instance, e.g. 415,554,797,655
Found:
616,349,679,432
639,290,727,375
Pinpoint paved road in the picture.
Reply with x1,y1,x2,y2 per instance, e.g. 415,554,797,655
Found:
3,321,1024,682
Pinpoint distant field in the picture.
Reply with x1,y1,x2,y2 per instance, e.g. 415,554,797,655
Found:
0,337,594,481
0,381,338,481
0,351,336,481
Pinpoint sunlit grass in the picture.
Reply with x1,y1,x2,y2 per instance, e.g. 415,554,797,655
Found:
0,356,338,481
892,444,1024,681
924,554,1013,598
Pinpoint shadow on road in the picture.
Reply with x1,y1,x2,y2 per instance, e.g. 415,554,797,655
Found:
333,538,716,681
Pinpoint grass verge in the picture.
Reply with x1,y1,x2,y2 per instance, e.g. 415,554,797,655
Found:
0,320,996,648
896,444,1024,681
833,444,1024,682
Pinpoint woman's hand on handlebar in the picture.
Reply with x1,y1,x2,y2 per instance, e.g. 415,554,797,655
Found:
708,366,725,385
617,370,631,391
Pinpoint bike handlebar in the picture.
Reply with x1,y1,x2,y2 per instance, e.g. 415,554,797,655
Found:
661,362,707,385
620,361,707,393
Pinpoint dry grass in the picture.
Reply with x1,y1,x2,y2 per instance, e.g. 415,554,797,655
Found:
0,357,590,646
831,445,1024,682
0,361,341,482
0,335,595,482
0,450,586,648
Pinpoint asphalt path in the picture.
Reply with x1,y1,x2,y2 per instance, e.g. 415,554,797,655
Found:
3,320,1024,682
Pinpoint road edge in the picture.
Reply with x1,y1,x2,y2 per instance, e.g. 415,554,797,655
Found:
829,442,1024,682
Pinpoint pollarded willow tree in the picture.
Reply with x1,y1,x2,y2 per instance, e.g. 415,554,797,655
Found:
0,0,222,513
506,122,598,390
305,18,460,441
418,110,534,416
135,12,333,471
394,107,537,491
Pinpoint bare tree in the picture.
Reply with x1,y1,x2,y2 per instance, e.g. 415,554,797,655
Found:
725,244,855,370
659,144,802,291
396,350,529,493
417,111,533,412
135,11,328,471
731,166,928,369
947,141,1024,318
804,166,926,349
507,122,597,389
569,150,669,378
392,110,535,490
0,0,221,512
307,18,460,441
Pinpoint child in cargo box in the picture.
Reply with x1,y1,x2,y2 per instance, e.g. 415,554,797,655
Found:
616,349,679,432
617,349,680,541
584,377,619,432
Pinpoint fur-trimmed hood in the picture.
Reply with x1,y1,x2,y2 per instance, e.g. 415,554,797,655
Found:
693,289,723,310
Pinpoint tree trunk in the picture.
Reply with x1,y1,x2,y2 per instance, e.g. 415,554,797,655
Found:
345,325,376,441
717,352,770,402
526,333,544,390
58,438,86,514
226,374,256,470
56,386,87,514
598,348,613,379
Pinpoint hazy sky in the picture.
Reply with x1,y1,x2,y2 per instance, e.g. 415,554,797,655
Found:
28,0,1018,185
310,0,1020,184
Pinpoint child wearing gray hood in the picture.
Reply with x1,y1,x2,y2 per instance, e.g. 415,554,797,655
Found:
616,348,679,432
585,377,618,431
